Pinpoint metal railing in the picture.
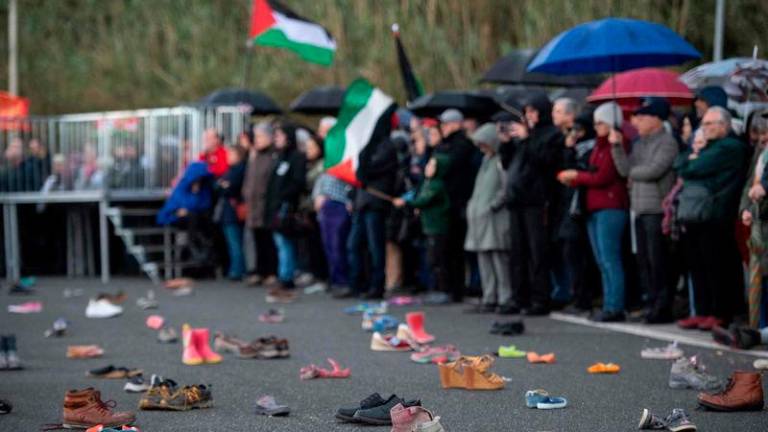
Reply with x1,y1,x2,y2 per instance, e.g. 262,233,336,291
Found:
0,105,251,197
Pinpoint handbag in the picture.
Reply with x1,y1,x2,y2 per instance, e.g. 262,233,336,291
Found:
676,183,723,223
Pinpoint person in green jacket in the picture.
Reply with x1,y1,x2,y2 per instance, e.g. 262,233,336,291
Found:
394,153,451,295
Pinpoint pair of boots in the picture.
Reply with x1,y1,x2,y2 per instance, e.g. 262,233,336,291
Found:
182,325,222,366
57,388,135,429
0,335,21,370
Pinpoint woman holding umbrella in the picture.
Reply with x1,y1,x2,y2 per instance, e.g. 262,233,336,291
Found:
557,102,629,322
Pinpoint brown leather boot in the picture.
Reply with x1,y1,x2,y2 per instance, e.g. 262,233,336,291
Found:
698,371,764,411
63,388,136,428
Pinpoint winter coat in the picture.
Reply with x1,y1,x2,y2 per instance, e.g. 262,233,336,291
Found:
354,137,399,212
301,158,324,212
611,128,678,215
198,145,228,177
214,161,246,225
265,146,307,227
409,153,451,236
557,137,595,239
571,136,629,212
674,135,748,222
465,147,510,252
242,147,276,229
433,130,481,213
157,162,213,225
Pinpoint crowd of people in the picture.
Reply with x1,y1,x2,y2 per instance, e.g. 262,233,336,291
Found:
162,85,765,347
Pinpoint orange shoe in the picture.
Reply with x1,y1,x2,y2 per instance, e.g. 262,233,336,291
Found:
438,355,504,390
587,362,621,374
181,324,203,366
527,352,556,364
192,328,222,364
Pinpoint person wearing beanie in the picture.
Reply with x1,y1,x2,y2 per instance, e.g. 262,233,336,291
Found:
694,86,729,119
242,121,279,286
611,97,679,323
557,102,629,322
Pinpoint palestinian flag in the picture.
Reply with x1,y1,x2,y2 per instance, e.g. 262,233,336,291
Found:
392,24,424,103
324,79,396,186
249,0,336,66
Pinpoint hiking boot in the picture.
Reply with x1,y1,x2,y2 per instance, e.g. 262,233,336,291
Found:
87,365,143,379
637,408,666,430
664,408,697,432
138,377,178,409
697,371,764,411
62,388,135,429
85,299,123,319
352,395,420,425
140,384,213,411
335,393,389,422
669,356,724,392
390,402,433,432
712,325,762,350
3,335,21,370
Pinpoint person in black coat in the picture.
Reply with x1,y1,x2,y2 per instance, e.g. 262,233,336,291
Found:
265,122,307,290
432,109,482,302
214,146,247,280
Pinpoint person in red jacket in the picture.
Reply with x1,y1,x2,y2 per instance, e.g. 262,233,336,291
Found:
199,128,229,177
557,102,629,322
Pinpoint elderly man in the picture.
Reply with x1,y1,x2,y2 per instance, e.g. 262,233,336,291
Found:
552,98,578,134
675,106,748,330
612,97,679,323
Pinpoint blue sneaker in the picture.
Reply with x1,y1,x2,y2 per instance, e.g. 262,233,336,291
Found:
372,315,399,333
525,389,549,408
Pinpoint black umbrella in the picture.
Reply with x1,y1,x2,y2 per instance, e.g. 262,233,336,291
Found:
407,90,500,119
289,85,346,115
481,48,601,87
198,87,282,115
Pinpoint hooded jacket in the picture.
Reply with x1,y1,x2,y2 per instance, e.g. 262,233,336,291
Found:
433,129,481,213
570,135,629,212
264,125,307,226
157,161,213,225
354,136,399,212
409,153,451,236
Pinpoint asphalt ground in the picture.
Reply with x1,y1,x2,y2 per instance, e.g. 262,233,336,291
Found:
0,277,766,431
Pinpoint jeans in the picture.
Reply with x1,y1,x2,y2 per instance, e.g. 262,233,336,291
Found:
347,209,386,296
272,232,297,287
587,209,628,313
221,223,245,278
318,200,350,286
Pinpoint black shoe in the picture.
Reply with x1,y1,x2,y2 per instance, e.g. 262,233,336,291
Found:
360,291,384,300
490,320,525,336
464,303,497,314
335,393,389,422
331,288,355,299
732,325,762,350
524,304,550,316
644,309,674,324
562,304,591,316
589,310,625,322
352,395,419,425
8,283,34,295
549,300,570,311
497,303,521,315
0,399,12,415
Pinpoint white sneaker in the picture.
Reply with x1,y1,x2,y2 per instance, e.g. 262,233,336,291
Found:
85,298,123,319
754,359,768,370
641,341,684,359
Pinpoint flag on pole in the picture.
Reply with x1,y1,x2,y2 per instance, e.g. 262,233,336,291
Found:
324,79,396,186
249,0,337,66
392,23,424,103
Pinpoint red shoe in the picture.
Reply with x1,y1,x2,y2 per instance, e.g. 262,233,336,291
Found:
192,328,222,364
677,316,705,330
182,324,203,366
405,312,435,344
698,316,723,331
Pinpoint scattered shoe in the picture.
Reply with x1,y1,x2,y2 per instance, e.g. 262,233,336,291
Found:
414,416,445,432
67,345,104,359
157,327,178,344
405,312,434,344
255,395,290,416
300,358,350,379
61,388,136,429
490,320,525,336
245,274,263,286
373,315,400,333
353,395,420,426
527,352,556,364
85,299,123,319
663,408,697,432
238,337,290,359
0,399,11,414
638,408,667,430
44,318,68,338
371,332,414,352
344,302,387,315
192,328,222,364
258,308,285,323
145,315,164,330
677,316,705,330
136,290,158,310
85,425,140,432
1,335,21,370
697,371,764,411
87,365,143,379
669,356,724,392
422,292,452,305
641,341,683,360
438,355,505,390
712,324,762,350
124,375,150,393
754,359,768,370
139,383,213,411
303,282,327,294
164,278,193,289
410,345,460,364
171,286,193,297
525,389,567,409
265,288,297,304
96,291,127,305
7,301,42,314
388,295,419,307
696,316,722,331
182,324,203,366
390,402,434,432
498,345,526,358
138,376,178,410
587,362,620,374
336,393,389,422
8,282,34,295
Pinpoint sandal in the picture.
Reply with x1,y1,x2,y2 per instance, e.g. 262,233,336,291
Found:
299,358,350,380
527,352,556,364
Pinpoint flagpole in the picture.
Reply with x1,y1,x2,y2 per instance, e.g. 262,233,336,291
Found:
241,40,254,88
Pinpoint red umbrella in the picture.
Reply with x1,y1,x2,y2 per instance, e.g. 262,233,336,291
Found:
587,68,693,108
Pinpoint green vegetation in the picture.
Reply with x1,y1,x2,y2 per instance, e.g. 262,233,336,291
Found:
0,0,766,114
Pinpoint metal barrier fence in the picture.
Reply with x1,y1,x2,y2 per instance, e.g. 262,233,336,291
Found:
0,105,251,195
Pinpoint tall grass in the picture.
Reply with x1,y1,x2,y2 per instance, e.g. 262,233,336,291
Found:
0,0,766,114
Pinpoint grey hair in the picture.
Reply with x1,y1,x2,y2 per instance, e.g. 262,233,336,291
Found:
554,97,578,115
319,116,337,129
708,106,732,131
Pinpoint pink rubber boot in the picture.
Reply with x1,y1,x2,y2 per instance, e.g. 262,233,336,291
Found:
406,312,434,344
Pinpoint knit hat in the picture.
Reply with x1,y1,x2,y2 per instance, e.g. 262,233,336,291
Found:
593,102,623,129
253,121,273,135
470,123,499,148
438,109,464,124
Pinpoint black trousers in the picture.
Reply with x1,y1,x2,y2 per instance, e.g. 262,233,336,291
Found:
252,227,277,277
445,213,467,302
635,214,673,314
682,220,743,321
426,234,449,295
509,206,551,308
561,223,595,309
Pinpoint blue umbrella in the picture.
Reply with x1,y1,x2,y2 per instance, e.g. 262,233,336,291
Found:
527,18,701,75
